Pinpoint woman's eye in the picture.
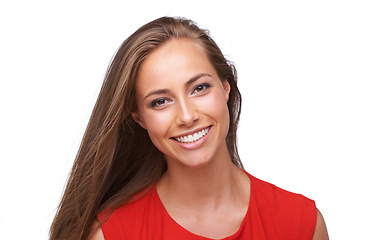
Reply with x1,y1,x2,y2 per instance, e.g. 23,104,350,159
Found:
151,98,169,108
193,83,211,94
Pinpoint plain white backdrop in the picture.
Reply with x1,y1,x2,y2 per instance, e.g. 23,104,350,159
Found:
1,0,365,239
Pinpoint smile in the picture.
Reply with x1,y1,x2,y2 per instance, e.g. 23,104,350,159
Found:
174,126,211,143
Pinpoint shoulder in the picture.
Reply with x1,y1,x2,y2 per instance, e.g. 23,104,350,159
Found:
249,172,316,210
100,186,155,221
96,186,156,238
248,173,317,238
88,220,105,240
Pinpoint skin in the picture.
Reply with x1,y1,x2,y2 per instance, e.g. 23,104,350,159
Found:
133,39,232,169
90,38,329,239
132,38,250,238
313,209,330,240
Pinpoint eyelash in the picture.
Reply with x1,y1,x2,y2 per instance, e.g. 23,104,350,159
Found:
192,83,211,94
150,98,169,108
149,83,211,108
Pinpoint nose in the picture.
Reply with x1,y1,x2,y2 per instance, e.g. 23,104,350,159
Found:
175,98,198,127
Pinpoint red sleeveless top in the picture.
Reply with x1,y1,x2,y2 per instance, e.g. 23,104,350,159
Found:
98,173,317,239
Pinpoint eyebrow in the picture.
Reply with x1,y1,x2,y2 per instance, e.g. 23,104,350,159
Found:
185,73,211,87
143,73,212,100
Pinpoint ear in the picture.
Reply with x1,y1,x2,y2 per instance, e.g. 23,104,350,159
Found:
222,80,231,102
131,111,147,129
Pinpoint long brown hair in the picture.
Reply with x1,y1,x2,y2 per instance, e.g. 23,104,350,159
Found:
49,16,242,240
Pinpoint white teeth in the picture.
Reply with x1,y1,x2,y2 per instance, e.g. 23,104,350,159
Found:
175,127,210,143
193,133,198,141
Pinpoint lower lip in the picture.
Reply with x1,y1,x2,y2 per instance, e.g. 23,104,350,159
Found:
173,127,211,150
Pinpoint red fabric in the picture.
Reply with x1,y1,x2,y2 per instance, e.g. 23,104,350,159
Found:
98,173,317,239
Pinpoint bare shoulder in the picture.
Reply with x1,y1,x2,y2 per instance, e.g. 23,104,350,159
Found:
312,209,329,240
88,220,105,240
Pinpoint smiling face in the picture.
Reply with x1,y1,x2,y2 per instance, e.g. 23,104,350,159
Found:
132,38,231,169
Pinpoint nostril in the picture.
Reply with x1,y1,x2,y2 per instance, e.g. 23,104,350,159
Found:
176,102,198,127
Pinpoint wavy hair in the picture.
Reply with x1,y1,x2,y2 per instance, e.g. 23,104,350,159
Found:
49,16,242,240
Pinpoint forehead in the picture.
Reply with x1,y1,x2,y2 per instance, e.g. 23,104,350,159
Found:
135,39,217,90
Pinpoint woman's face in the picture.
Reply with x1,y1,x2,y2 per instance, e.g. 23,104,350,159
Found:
132,39,231,168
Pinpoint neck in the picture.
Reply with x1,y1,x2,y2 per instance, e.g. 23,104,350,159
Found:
156,149,247,211
155,148,250,239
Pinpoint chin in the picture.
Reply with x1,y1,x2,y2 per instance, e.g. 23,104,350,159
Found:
166,151,217,169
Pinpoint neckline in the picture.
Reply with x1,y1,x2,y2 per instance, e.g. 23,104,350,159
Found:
153,171,253,240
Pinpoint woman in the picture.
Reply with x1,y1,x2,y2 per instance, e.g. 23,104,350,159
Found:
50,17,329,240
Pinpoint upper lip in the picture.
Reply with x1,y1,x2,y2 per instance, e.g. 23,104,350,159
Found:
171,126,211,139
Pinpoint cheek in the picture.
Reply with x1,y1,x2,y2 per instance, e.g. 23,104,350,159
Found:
202,92,230,118
142,111,172,143
200,92,231,134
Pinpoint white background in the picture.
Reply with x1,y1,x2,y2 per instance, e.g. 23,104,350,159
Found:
1,0,365,239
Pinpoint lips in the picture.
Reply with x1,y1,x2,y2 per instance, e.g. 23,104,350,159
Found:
173,126,211,143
